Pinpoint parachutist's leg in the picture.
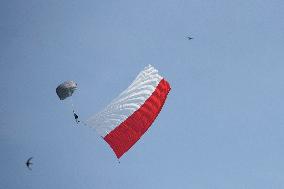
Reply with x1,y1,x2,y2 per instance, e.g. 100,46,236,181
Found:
75,118,80,124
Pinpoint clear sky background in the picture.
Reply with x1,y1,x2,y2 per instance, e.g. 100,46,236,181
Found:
1,0,284,188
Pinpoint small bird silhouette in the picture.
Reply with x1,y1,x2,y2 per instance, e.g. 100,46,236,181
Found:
26,157,33,170
187,36,193,40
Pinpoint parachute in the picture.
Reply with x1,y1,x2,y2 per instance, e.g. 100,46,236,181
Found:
86,65,171,158
56,81,77,100
56,80,80,123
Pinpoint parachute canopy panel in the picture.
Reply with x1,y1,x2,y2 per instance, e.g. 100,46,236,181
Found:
56,81,77,100
86,65,171,158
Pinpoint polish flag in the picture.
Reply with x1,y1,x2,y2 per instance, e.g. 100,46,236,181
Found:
86,65,171,158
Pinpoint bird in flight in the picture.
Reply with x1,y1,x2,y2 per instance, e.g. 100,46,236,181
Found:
187,36,193,40
26,157,33,170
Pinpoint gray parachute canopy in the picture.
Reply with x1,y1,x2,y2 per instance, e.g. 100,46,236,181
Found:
56,81,77,100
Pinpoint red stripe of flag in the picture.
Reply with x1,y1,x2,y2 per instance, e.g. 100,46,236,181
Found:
104,79,171,158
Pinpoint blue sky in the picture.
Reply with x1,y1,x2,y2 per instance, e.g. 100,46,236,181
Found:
1,0,284,188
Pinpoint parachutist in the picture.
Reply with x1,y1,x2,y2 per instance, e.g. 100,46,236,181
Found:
73,111,80,124
26,157,33,170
